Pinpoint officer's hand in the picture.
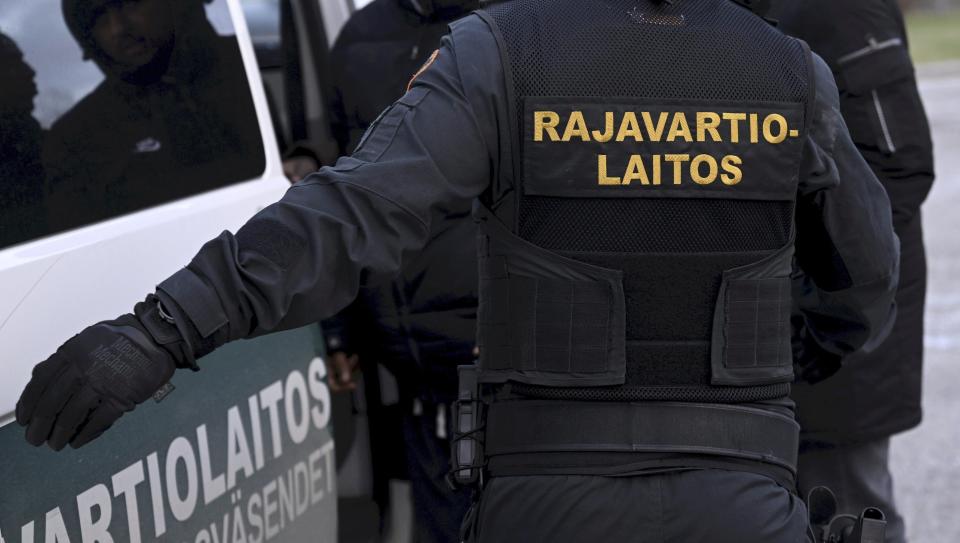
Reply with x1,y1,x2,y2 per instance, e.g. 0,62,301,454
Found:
16,314,177,450
326,351,360,392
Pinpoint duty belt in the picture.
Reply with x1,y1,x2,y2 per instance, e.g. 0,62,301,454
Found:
484,400,800,473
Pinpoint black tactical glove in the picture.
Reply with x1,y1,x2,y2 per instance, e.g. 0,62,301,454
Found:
15,296,194,450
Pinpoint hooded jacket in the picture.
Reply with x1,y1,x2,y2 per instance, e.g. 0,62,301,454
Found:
44,0,264,232
0,32,46,248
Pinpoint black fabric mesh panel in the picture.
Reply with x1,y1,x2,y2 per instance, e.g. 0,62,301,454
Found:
485,0,809,106
519,197,793,253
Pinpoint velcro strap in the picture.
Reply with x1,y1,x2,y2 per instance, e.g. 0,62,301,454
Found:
475,202,626,387
481,274,613,375
710,242,796,387
723,277,791,369
485,400,799,472
158,268,229,338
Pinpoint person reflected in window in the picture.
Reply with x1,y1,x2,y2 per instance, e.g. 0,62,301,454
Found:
44,0,263,231
0,31,46,247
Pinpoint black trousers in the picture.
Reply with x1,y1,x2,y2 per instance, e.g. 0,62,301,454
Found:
798,438,905,543
466,469,809,543
402,401,473,543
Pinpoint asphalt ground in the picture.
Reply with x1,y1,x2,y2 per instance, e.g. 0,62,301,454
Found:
889,65,960,542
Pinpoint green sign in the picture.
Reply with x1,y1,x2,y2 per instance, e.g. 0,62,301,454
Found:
0,326,337,543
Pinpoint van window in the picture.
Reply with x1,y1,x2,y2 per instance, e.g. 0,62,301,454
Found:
242,0,282,68
0,0,265,250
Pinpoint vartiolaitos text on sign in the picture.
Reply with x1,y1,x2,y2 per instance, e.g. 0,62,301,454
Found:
0,348,335,543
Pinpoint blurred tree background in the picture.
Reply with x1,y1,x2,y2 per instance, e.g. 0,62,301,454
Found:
904,0,960,9
902,0,960,63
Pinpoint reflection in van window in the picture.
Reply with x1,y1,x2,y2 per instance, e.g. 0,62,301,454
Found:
0,32,46,247
0,0,265,250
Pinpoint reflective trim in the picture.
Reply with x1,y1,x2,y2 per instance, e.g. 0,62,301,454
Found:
436,404,448,440
872,89,897,154
837,37,904,65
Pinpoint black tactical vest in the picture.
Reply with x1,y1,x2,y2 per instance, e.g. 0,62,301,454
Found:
474,0,814,404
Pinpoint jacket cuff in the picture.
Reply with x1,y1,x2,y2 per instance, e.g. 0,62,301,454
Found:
156,267,231,364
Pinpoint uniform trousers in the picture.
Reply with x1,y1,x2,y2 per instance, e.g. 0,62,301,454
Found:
798,437,905,543
467,469,809,543
402,400,474,543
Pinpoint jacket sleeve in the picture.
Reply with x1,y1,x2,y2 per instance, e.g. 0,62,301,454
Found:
155,20,503,355
793,53,901,382
773,0,936,227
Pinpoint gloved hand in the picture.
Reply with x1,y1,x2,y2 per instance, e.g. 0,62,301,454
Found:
16,296,191,450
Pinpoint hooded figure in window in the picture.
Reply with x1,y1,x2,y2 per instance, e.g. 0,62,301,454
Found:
44,0,263,232
0,31,46,247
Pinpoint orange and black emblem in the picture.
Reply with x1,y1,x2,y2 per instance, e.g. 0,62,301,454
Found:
407,49,440,92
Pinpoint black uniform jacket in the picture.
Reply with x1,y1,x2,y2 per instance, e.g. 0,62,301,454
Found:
157,15,900,408
772,0,934,444
323,0,479,404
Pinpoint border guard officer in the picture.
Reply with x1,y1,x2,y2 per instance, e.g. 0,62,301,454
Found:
17,1,899,540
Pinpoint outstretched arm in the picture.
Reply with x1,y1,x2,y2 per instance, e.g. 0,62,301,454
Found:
16,16,507,449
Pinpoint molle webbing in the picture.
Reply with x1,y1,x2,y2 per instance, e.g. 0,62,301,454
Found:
480,269,616,379
476,203,627,388
485,400,800,473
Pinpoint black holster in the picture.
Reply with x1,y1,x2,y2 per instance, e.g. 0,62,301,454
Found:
450,365,485,488
807,486,887,543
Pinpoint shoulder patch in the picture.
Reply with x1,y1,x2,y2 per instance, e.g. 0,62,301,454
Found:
407,49,440,92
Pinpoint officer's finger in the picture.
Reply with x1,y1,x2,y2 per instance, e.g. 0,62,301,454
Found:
24,370,82,447
16,355,69,426
47,388,100,451
70,402,124,449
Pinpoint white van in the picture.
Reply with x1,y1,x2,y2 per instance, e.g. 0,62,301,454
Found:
0,1,362,540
